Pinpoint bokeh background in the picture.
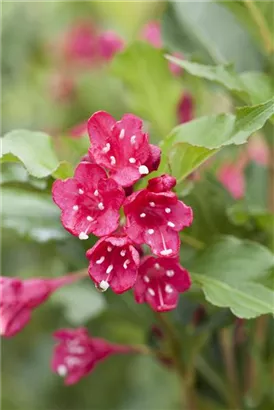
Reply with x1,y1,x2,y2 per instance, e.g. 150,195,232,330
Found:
2,1,273,410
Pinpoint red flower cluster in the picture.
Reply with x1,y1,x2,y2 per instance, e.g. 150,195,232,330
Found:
53,111,193,312
59,20,124,66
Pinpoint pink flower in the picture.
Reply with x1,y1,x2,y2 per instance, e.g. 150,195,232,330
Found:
168,51,184,76
140,21,162,49
52,162,125,239
140,22,183,76
217,162,245,199
87,111,159,187
147,174,176,193
86,234,140,293
98,31,124,61
62,20,99,64
0,274,81,337
123,177,193,257
145,144,162,173
177,93,194,124
134,256,191,312
247,136,269,166
52,328,131,385
69,121,87,138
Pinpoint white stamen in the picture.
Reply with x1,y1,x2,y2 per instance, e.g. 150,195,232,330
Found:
98,202,104,210
94,190,99,196
98,280,109,292
155,263,160,270
87,216,93,221
140,213,146,218
96,256,105,264
139,165,149,175
148,229,154,235
79,232,88,240
73,205,79,211
129,157,136,164
165,284,173,293
167,221,175,228
106,265,113,274
120,250,126,257
79,189,84,194
165,208,171,214
57,365,67,377
102,143,111,153
68,346,85,355
65,357,82,368
107,246,112,252
110,156,116,165
149,202,156,207
130,135,136,144
160,249,173,256
119,129,125,139
148,288,155,296
166,270,175,277
144,275,150,283
123,259,130,269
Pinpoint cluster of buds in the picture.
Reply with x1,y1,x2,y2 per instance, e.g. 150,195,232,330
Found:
53,111,193,312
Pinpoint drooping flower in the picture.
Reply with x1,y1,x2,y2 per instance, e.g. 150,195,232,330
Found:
0,274,82,337
51,328,131,385
217,162,245,199
98,31,124,61
177,93,194,124
88,111,159,187
86,234,140,293
134,256,191,312
124,176,193,257
52,162,125,239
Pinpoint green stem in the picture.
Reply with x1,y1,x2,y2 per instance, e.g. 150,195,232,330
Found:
156,313,198,410
220,328,241,409
180,233,205,250
243,0,274,54
196,357,230,403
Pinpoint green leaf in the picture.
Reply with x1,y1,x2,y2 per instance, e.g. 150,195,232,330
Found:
51,282,106,325
1,130,72,179
162,1,264,71
218,0,274,54
165,57,274,105
168,143,217,182
190,237,274,318
111,41,181,137
1,187,67,242
164,98,274,150
183,176,239,243
157,99,274,181
166,57,246,92
240,72,274,105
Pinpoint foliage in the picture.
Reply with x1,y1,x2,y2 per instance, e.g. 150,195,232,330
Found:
2,2,274,410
